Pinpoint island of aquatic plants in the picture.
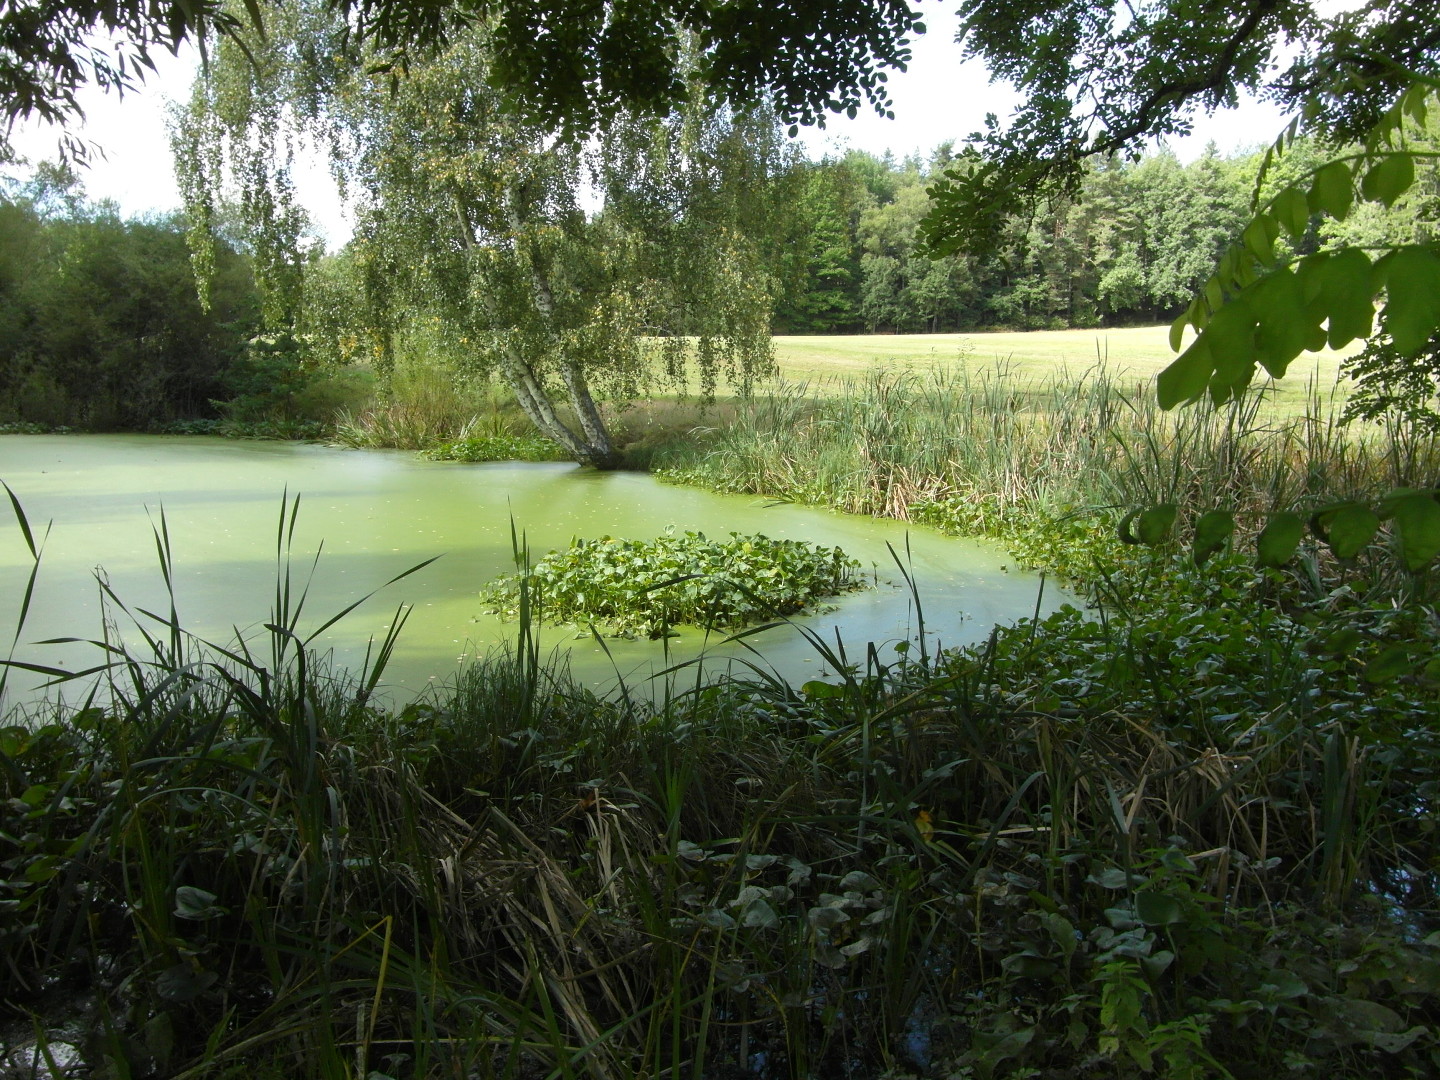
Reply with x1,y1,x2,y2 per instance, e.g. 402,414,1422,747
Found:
480,530,867,638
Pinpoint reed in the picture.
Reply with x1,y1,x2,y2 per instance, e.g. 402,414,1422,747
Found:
656,364,1440,589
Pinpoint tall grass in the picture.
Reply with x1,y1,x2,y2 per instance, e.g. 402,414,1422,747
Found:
3,483,1439,1077
333,366,525,450
656,364,1439,560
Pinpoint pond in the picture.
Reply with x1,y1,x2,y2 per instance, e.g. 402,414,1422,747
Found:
0,435,1069,707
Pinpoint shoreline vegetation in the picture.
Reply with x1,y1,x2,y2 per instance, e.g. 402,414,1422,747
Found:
4,336,1440,1078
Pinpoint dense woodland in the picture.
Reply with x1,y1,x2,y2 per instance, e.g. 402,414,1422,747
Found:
0,167,261,430
775,134,1440,334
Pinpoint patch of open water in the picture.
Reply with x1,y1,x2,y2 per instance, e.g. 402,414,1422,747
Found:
0,435,1069,707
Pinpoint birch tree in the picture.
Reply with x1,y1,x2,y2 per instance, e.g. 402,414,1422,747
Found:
175,4,791,467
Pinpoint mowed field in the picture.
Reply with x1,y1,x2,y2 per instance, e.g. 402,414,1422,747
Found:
768,325,1359,411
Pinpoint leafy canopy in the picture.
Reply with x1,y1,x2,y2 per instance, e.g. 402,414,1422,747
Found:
3,0,921,161
923,0,1440,258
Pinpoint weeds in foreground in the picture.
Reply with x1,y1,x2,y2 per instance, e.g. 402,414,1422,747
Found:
2,485,1439,1079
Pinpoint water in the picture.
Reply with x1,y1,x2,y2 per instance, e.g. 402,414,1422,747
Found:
0,435,1067,706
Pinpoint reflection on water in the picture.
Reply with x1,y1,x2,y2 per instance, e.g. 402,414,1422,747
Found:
1,435,1069,706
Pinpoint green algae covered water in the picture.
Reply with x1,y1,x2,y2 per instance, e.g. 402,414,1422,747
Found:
0,435,1068,706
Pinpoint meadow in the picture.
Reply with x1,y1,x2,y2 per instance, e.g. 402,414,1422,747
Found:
768,326,1358,414
4,328,1439,1079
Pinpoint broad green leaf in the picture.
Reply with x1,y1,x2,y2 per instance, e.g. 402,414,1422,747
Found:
1205,275,1225,312
1198,298,1258,406
1321,503,1380,559
1142,950,1176,980
1389,491,1440,571
1137,503,1178,546
1192,509,1235,566
1090,867,1130,889
1001,952,1058,979
1168,306,1189,352
156,964,219,1003
174,885,225,920
1157,337,1213,408
1243,215,1279,267
1040,911,1078,959
1378,246,1440,355
1368,1027,1427,1054
739,897,780,929
1360,153,1415,208
1135,891,1184,926
1403,87,1428,126
1257,512,1304,567
1250,268,1310,376
839,870,883,891
1308,160,1353,220
1272,185,1311,239
1366,646,1415,685
1208,359,1256,407
696,907,737,930
1259,969,1309,1001
1320,248,1376,348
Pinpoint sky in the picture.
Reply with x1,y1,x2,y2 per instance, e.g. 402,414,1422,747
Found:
6,6,1293,249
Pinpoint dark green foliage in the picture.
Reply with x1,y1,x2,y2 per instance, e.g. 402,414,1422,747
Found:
1344,331,1440,435
774,144,1256,334
0,178,260,429
481,531,866,637
923,0,1440,260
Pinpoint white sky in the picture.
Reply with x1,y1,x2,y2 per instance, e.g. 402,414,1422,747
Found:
5,6,1293,249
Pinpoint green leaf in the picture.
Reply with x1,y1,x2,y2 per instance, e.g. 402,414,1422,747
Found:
1201,297,1257,394
1257,512,1304,567
1141,950,1176,981
739,897,780,930
1360,153,1415,208
1308,160,1353,220
1134,891,1184,926
1168,306,1189,353
1250,268,1310,377
1366,646,1415,685
1090,867,1130,889
1272,185,1311,240
1157,337,1213,409
1378,246,1440,355
1388,491,1440,571
1137,504,1178,546
174,885,225,921
1321,503,1380,559
156,964,219,1002
1302,247,1376,348
1192,509,1235,566
1243,215,1279,267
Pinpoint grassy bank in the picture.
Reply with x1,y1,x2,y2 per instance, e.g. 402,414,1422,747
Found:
654,364,1437,587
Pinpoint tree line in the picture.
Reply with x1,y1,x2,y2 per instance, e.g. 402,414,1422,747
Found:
0,166,261,430
777,142,1296,335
